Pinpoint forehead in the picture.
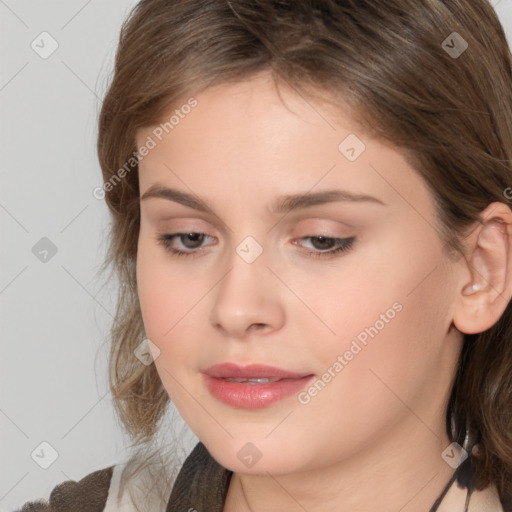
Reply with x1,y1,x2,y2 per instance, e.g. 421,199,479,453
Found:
135,73,435,226
135,71,354,150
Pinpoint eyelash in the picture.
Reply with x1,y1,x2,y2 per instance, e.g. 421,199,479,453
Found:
155,232,355,260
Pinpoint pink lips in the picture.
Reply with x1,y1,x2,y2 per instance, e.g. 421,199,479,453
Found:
201,363,314,409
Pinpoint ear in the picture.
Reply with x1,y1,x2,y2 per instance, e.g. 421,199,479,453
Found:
453,202,512,335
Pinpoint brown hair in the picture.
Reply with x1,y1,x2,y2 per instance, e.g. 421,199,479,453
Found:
97,0,512,508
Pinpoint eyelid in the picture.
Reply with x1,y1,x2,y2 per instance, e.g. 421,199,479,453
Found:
156,232,217,254
291,217,356,233
143,209,232,237
292,235,355,257
156,231,356,261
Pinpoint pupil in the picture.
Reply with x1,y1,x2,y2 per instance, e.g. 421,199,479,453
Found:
312,236,333,250
183,233,204,248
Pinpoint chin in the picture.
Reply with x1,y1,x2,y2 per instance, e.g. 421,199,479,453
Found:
201,434,318,476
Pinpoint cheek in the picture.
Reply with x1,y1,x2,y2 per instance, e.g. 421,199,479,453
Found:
136,238,198,350
274,239,411,359
136,247,201,406
136,235,223,395
300,231,452,381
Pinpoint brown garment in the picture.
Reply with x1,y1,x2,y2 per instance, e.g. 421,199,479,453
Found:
16,466,114,512
15,442,231,512
166,442,232,511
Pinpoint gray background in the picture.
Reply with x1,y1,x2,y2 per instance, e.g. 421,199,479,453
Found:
1,1,511,510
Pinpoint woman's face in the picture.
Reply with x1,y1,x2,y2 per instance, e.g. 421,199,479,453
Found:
135,72,464,475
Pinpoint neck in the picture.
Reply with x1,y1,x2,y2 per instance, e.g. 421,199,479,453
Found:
224,418,457,512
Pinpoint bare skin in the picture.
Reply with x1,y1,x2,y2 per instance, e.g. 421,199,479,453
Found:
135,71,512,511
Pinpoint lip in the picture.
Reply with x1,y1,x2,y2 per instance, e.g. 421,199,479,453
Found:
201,363,315,409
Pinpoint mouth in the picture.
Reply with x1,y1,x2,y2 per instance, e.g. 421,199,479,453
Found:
201,363,315,409
221,377,288,383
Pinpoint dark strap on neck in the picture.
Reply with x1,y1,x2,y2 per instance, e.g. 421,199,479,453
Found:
166,442,233,512
429,456,474,512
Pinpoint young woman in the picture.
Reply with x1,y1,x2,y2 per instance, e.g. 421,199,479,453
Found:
18,0,512,510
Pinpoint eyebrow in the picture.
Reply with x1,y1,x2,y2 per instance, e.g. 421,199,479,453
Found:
140,184,386,215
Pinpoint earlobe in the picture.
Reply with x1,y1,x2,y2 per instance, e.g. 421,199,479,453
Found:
461,282,482,295
453,202,512,335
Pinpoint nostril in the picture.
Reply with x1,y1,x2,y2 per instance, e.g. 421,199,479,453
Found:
250,323,267,331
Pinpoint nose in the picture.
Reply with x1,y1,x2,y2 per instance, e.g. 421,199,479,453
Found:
209,246,286,339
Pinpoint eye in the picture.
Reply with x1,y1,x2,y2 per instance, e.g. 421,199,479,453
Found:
156,232,215,257
293,236,355,259
156,232,355,260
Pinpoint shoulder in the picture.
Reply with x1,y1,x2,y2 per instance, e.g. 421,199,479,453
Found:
15,464,117,512
439,478,504,512
468,483,505,512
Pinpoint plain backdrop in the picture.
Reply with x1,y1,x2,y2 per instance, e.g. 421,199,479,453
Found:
1,1,511,510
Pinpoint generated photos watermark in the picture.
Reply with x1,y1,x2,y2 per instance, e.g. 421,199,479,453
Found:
297,301,403,405
93,97,198,200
